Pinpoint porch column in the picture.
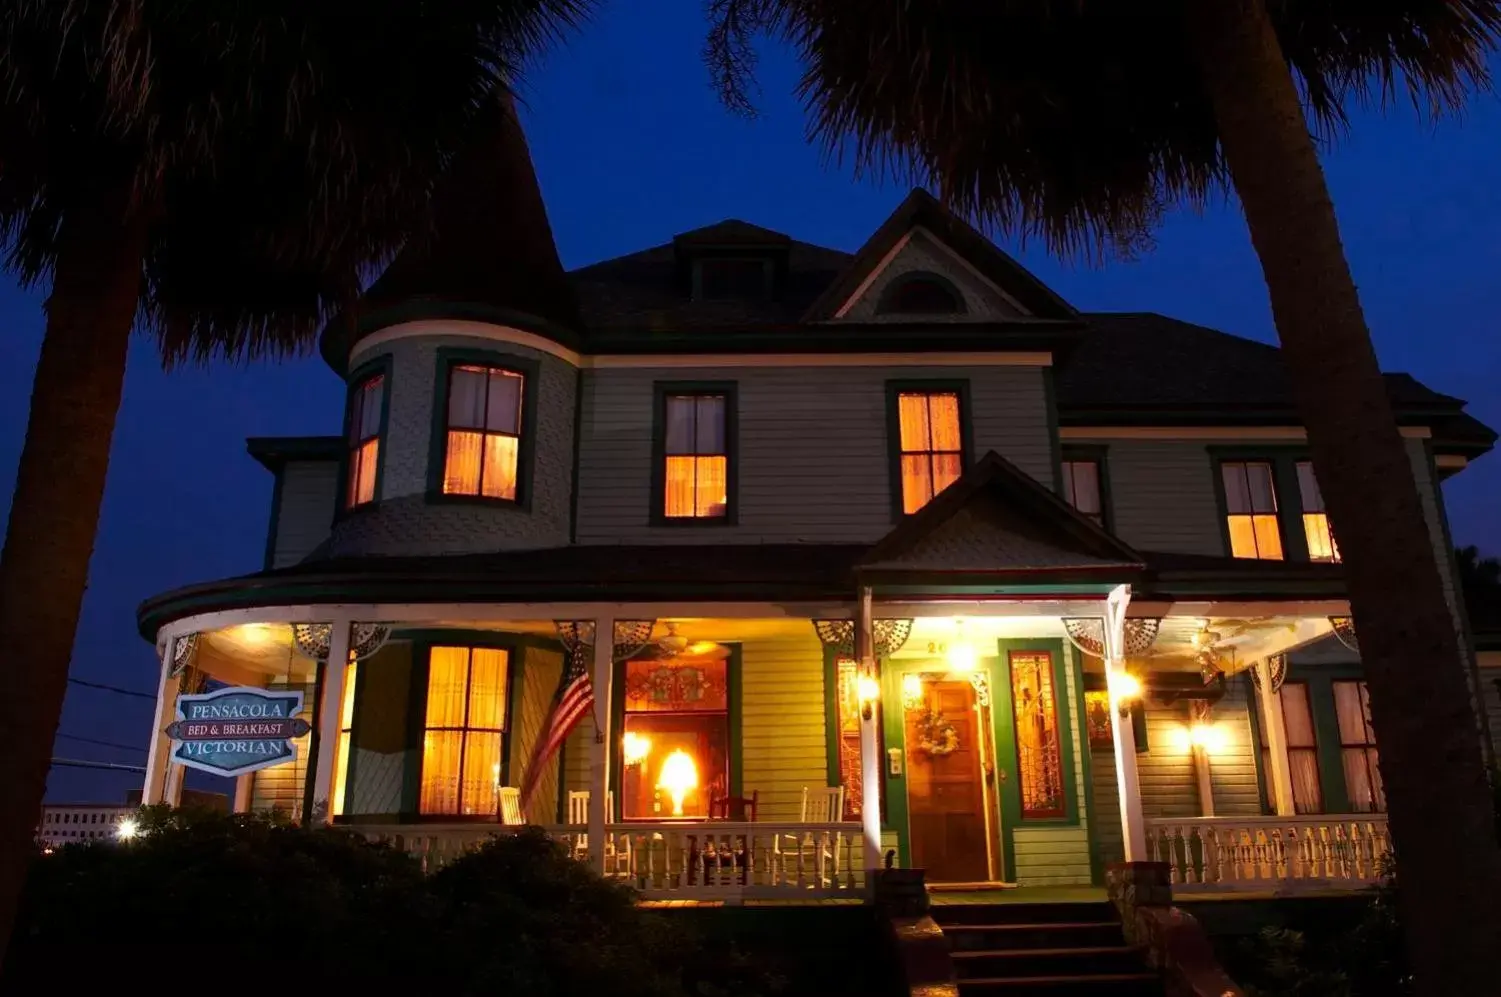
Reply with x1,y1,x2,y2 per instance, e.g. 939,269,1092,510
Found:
309,619,353,824
141,637,183,806
1255,657,1296,816
233,775,253,814
1103,584,1148,861
1191,705,1216,817
856,587,883,875
588,617,615,875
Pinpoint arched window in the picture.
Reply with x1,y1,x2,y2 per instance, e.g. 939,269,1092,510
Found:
877,272,966,315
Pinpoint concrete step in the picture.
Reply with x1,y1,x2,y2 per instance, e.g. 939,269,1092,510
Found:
952,945,1148,979
957,972,1163,996
932,901,1118,926
945,920,1126,952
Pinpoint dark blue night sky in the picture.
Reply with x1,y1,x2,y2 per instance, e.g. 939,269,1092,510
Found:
4,4,1498,804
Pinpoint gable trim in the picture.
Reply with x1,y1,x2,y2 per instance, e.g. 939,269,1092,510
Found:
914,226,1031,314
833,230,914,319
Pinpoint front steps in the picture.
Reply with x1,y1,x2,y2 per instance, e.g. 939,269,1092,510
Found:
931,900,1163,996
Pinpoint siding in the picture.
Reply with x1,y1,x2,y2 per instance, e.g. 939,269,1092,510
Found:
561,713,597,820
739,634,830,822
515,647,564,823
1071,440,1224,556
1012,643,1093,887
1137,700,1199,819
249,681,315,819
268,460,338,567
1210,678,1263,816
575,364,1053,543
1091,748,1123,866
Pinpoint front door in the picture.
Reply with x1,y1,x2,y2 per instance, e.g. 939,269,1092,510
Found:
904,679,990,883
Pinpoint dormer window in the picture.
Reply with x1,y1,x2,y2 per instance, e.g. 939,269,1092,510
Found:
344,370,387,509
878,272,966,315
696,258,770,301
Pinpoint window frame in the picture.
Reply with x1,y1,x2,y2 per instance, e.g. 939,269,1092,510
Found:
649,381,739,527
885,379,974,520
1245,660,1371,816
403,634,525,823
1059,445,1113,532
426,349,541,509
337,355,393,517
1208,448,1317,562
995,638,1080,828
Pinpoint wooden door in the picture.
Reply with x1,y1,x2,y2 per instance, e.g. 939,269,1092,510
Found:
904,680,990,883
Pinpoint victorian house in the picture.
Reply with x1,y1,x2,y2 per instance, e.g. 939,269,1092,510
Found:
136,101,1498,901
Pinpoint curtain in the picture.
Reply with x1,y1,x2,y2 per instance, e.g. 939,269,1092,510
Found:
420,647,509,815
663,394,727,517
449,367,488,428
1334,681,1384,812
1278,684,1323,813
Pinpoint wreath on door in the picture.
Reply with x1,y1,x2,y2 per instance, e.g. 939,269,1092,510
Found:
912,705,960,756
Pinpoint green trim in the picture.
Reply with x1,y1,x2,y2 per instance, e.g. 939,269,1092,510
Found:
404,631,529,822
1060,444,1114,534
425,348,542,511
1043,367,1064,494
1244,673,1272,814
609,658,625,818
303,660,328,822
334,354,394,520
1306,679,1349,815
728,644,744,797
879,658,911,869
340,654,367,818
1070,645,1104,886
261,471,285,571
996,639,1080,827
649,381,740,527
884,378,975,522
823,646,842,791
554,738,569,825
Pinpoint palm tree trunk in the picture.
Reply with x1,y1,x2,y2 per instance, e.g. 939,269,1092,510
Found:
0,179,147,962
1184,0,1501,991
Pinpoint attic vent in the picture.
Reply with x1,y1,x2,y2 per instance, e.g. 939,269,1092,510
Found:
878,272,966,315
697,258,770,301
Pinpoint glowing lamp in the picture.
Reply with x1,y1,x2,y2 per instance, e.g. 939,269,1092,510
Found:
947,641,977,673
656,749,699,817
857,674,881,721
116,818,140,842
622,731,653,767
901,674,925,710
1107,670,1143,716
1189,722,1227,753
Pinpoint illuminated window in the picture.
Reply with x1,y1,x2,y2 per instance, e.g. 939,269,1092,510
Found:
661,392,730,520
442,365,524,500
1061,459,1104,526
420,647,509,816
1009,650,1065,818
345,373,385,508
1296,462,1340,563
1257,681,1323,814
834,656,865,820
331,660,357,817
895,390,965,514
620,657,730,820
1333,681,1384,813
1222,461,1284,560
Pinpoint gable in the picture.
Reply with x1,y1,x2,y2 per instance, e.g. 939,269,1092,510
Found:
836,229,1028,323
861,491,1134,572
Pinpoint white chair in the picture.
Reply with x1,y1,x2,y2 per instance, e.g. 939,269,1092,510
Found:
779,786,846,886
566,790,620,868
801,786,845,824
499,787,525,826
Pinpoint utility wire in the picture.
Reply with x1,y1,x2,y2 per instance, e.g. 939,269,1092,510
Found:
50,757,146,774
67,677,154,700
55,732,146,754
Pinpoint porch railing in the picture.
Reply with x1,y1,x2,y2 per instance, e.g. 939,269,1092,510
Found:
1145,815,1391,893
351,821,866,901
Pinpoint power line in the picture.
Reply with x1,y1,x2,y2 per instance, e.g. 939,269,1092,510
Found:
55,732,146,754
67,677,154,700
50,757,146,774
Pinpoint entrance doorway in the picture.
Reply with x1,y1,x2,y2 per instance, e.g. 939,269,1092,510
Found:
903,678,993,884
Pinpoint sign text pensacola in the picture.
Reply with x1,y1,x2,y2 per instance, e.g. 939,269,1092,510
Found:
168,687,310,778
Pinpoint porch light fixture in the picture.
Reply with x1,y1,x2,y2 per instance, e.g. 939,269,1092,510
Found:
657,749,698,817
946,619,977,673
1107,670,1143,717
901,673,925,710
1188,722,1227,753
622,731,652,767
857,674,881,721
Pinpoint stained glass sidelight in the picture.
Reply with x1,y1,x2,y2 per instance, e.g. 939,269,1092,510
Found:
1009,651,1064,818
835,656,864,819
419,647,509,816
1084,689,1113,748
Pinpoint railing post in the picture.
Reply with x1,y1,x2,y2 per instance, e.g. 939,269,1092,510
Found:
588,617,615,876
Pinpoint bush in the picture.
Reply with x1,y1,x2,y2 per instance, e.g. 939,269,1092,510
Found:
4,813,785,996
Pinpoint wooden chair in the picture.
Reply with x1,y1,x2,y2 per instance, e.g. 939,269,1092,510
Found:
778,786,846,886
566,790,620,867
800,786,845,823
499,787,525,826
709,790,759,822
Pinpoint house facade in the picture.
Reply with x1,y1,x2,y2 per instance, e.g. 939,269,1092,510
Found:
135,104,1498,899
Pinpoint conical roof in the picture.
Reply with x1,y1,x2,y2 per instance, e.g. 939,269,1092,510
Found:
324,94,580,370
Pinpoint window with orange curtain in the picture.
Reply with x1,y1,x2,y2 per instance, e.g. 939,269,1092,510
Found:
1333,681,1384,813
1009,650,1065,818
345,374,385,508
1296,461,1341,563
895,390,964,513
419,646,509,816
331,660,358,817
661,392,730,519
1257,681,1324,813
1222,461,1284,560
442,365,524,500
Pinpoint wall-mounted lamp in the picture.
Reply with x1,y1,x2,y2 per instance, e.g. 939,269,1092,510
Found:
901,673,925,710
1188,722,1226,753
1107,670,1143,717
947,618,977,673
857,674,881,721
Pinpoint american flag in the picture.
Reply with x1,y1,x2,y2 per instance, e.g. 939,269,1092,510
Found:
518,646,593,812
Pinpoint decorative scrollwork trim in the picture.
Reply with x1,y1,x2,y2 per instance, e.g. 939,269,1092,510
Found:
1328,616,1359,654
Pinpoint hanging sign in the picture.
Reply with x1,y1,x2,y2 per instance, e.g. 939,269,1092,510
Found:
166,687,310,777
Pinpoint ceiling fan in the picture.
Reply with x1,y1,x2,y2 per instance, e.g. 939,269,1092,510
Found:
634,622,731,661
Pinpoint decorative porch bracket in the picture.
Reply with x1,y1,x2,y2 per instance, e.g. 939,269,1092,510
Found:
1061,616,1162,660
291,622,392,662
1328,615,1359,653
811,618,914,658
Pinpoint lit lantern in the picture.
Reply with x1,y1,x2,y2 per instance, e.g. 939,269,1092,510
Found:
656,749,699,816
1188,722,1227,753
1107,670,1143,714
946,618,977,673
622,731,652,767
901,673,925,710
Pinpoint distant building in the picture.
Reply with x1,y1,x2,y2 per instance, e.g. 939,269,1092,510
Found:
38,790,229,847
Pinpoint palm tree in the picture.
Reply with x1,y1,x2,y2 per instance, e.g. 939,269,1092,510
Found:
707,1,1501,991
0,0,587,961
